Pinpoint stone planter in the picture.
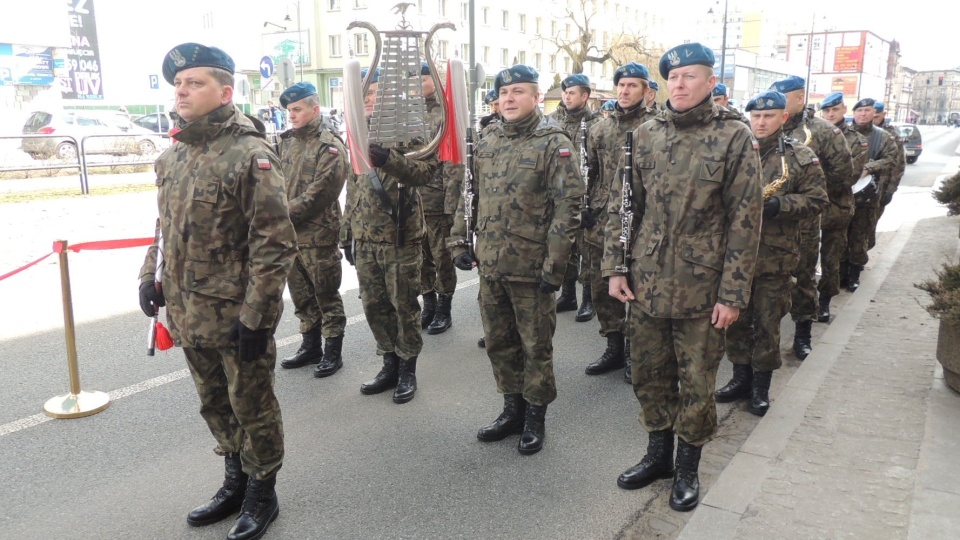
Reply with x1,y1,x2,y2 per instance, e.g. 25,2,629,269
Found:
937,319,960,393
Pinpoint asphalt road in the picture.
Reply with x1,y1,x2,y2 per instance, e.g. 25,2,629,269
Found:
0,126,957,540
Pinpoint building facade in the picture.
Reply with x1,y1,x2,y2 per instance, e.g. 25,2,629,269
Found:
910,69,960,125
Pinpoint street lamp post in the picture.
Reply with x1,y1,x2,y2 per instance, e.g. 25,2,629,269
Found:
804,13,817,104
708,0,729,86
284,1,303,82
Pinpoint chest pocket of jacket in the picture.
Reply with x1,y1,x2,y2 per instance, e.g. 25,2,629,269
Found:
193,179,220,204
518,150,541,171
699,158,724,183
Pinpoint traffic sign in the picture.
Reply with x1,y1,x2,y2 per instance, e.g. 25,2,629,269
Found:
149,74,159,89
259,56,275,79
329,77,341,88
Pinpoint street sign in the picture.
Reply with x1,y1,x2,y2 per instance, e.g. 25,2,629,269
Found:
329,77,341,88
149,74,159,89
277,57,294,88
259,56,274,79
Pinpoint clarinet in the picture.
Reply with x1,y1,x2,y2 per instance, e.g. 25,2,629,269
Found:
615,131,634,274
579,118,589,214
463,129,476,259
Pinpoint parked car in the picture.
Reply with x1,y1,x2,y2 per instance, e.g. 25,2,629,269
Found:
891,122,922,164
21,110,169,160
131,112,172,136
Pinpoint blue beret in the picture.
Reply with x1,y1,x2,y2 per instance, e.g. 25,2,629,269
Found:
361,67,381,83
162,42,234,85
745,90,787,112
853,98,875,110
494,64,539,95
770,76,805,94
712,83,728,97
279,82,317,109
484,88,498,104
613,62,650,86
561,73,590,91
648,80,659,91
658,43,715,79
819,92,844,110
601,99,616,111
420,61,430,76
873,101,885,113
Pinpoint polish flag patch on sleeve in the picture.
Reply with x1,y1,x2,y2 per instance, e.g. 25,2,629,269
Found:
256,158,272,170
328,147,340,155
752,139,760,151
559,148,572,157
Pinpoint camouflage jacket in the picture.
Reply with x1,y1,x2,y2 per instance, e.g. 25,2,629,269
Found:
139,104,296,347
853,122,900,195
880,123,907,196
755,132,828,275
783,112,855,209
420,93,466,216
450,109,584,286
587,103,656,217
720,104,746,123
278,115,348,247
602,98,762,318
341,144,438,245
547,104,599,150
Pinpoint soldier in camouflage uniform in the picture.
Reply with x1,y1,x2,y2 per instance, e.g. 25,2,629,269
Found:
340,67,439,405
644,80,659,110
584,62,657,382
716,91,827,417
870,101,906,246
844,98,899,292
711,83,745,122
450,65,583,456
770,76,854,360
816,92,868,322
137,44,296,540
418,62,463,335
548,73,599,321
475,89,501,350
275,82,349,378
605,43,762,512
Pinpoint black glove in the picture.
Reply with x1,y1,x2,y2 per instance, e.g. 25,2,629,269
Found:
343,244,355,266
880,192,893,206
227,321,271,362
454,252,476,271
762,196,780,220
539,279,561,293
138,280,165,317
369,144,391,168
580,209,597,229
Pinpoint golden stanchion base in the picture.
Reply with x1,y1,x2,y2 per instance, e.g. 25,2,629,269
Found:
43,390,111,419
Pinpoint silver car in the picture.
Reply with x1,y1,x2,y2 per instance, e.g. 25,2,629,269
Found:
21,110,169,160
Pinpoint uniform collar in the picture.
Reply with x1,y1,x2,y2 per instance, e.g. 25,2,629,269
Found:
662,96,716,128
757,128,784,155
853,121,874,135
614,101,647,122
173,104,240,144
784,111,805,132
500,109,543,138
283,115,323,140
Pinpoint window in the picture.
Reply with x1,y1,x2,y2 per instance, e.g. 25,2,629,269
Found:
461,2,468,21
501,48,509,67
438,40,449,59
438,0,447,17
502,10,509,30
482,7,489,25
535,17,542,36
354,33,369,55
535,52,542,70
519,14,526,33
565,24,571,39
551,21,557,37
354,0,366,7
549,54,556,71
482,46,490,64
564,57,570,73
329,35,342,57
328,0,340,10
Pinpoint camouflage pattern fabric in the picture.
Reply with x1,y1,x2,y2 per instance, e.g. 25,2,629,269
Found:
845,123,899,266
584,104,655,335
480,279,558,406
419,93,461,295
288,246,345,336
628,311,725,446
791,219,821,320
355,241,423,359
184,343,284,480
868,123,907,249
725,274,793,372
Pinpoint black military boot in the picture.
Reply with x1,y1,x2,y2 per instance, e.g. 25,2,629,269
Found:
427,293,453,334
715,364,753,402
623,339,632,384
477,336,486,348
393,356,418,404
226,476,279,540
420,291,437,329
585,332,626,375
575,285,595,322
279,326,322,369
313,335,343,378
186,453,248,526
360,353,399,395
617,429,675,490
477,394,526,442
792,320,813,360
555,279,578,312
749,370,773,416
846,264,863,293
670,440,702,512
816,293,832,323
518,403,547,455
839,260,850,289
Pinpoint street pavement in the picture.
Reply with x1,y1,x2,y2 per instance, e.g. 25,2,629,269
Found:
0,126,958,539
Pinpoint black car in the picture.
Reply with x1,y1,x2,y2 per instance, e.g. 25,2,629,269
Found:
892,123,922,164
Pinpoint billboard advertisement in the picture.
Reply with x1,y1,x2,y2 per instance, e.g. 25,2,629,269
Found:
0,44,60,86
833,46,864,73
61,0,104,100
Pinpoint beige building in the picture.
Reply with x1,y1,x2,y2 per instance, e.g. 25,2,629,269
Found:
911,69,960,125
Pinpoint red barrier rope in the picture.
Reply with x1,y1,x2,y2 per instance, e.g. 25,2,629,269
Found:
0,237,154,282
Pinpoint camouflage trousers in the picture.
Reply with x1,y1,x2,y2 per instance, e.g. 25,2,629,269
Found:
627,310,725,446
420,214,458,295
867,199,891,251
479,278,557,406
583,222,624,335
817,211,853,298
356,241,423,360
183,344,284,481
845,201,878,267
561,230,586,285
288,245,346,337
790,216,821,321
726,274,793,372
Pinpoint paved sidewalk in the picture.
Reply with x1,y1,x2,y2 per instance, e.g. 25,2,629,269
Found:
680,214,960,539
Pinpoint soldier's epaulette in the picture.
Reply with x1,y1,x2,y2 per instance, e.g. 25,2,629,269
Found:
534,117,567,138
716,108,743,122
317,126,344,145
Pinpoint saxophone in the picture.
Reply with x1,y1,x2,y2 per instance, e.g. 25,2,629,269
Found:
763,136,790,201
798,108,813,145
